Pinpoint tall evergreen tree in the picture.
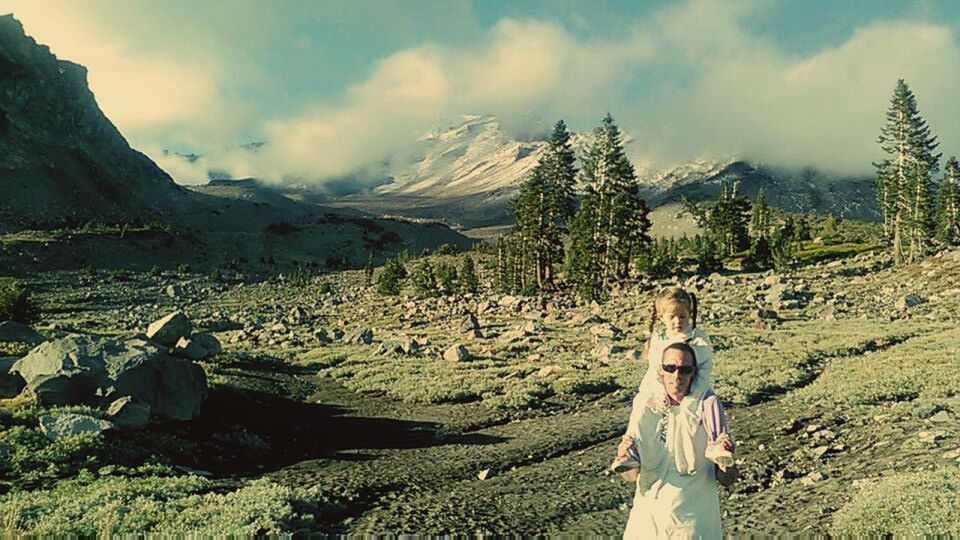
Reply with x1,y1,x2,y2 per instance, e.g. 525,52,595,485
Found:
875,79,941,263
682,181,751,256
750,187,771,239
564,193,603,300
459,255,479,293
936,157,960,245
508,120,578,292
577,114,650,283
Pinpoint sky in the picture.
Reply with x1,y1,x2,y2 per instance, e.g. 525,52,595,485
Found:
4,0,960,185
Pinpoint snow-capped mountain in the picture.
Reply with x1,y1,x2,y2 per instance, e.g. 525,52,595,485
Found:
328,115,879,229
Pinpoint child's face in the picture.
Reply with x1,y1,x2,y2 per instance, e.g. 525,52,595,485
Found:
658,301,691,336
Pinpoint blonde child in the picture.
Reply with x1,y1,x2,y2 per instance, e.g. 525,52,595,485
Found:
611,286,733,474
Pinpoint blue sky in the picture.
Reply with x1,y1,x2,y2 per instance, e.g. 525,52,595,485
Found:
5,0,960,184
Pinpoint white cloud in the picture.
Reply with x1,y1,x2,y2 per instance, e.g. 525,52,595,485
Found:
5,0,960,185
4,1,222,134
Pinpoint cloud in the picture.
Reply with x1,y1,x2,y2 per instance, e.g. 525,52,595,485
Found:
4,1,223,135
6,0,960,185
647,16,960,176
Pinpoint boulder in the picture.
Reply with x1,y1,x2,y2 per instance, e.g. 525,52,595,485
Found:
12,335,207,420
896,294,924,311
344,328,373,345
0,357,26,399
0,321,45,345
146,311,192,346
459,313,480,333
589,323,622,339
106,396,151,429
172,337,208,360
39,413,114,441
444,344,471,362
191,333,222,356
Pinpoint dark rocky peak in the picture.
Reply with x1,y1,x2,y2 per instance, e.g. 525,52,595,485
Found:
0,14,185,231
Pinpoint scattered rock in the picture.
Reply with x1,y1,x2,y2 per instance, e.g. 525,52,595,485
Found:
39,413,113,441
0,357,26,399
344,328,374,345
146,311,193,346
106,396,151,429
172,337,209,361
459,313,480,333
444,344,471,362
477,468,492,480
0,321,45,345
12,335,207,420
589,324,622,339
800,471,827,485
896,294,924,311
537,365,560,377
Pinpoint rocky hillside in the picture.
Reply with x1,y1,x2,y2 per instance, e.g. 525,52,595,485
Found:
0,15,187,231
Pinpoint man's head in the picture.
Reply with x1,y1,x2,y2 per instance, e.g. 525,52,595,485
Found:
659,342,697,402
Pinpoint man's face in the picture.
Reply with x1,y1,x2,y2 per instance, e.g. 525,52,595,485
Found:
661,347,696,402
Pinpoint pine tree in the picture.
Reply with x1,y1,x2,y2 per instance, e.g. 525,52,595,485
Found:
577,114,650,284
364,253,375,286
411,260,439,298
459,255,479,293
507,120,578,292
682,181,750,256
936,157,960,245
377,257,407,296
875,79,941,263
564,193,602,300
750,187,771,239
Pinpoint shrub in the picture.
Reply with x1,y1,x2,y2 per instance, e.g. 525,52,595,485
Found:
433,243,458,255
740,236,773,272
317,281,333,295
0,278,31,323
176,264,190,275
553,375,619,396
459,256,479,293
377,257,407,296
410,260,438,298
435,263,458,295
831,468,960,536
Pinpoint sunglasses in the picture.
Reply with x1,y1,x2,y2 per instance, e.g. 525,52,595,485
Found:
661,364,695,375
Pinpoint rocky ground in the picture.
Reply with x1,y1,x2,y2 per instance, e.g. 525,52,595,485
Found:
3,246,960,534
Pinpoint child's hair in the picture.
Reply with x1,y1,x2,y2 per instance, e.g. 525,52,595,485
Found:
646,286,698,334
642,286,698,363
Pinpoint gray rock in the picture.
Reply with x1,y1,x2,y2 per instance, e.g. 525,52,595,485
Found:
331,328,345,340
146,311,192,346
0,321,45,345
165,284,184,298
896,294,924,311
344,328,373,345
191,333,222,356
459,313,480,333
172,337,208,360
0,357,26,399
12,335,206,420
589,324,622,339
399,338,419,355
444,344,471,362
106,396,151,429
313,328,331,343
39,413,113,441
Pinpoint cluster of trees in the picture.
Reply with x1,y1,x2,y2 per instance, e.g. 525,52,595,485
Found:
875,79,960,263
498,115,651,300
376,253,479,297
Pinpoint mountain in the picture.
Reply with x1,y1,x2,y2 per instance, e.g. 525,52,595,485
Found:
0,15,472,271
325,115,880,230
0,14,187,231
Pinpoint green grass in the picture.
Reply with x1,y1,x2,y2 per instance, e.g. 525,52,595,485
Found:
708,319,934,405
831,467,960,536
794,326,960,406
791,241,883,263
0,472,343,535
